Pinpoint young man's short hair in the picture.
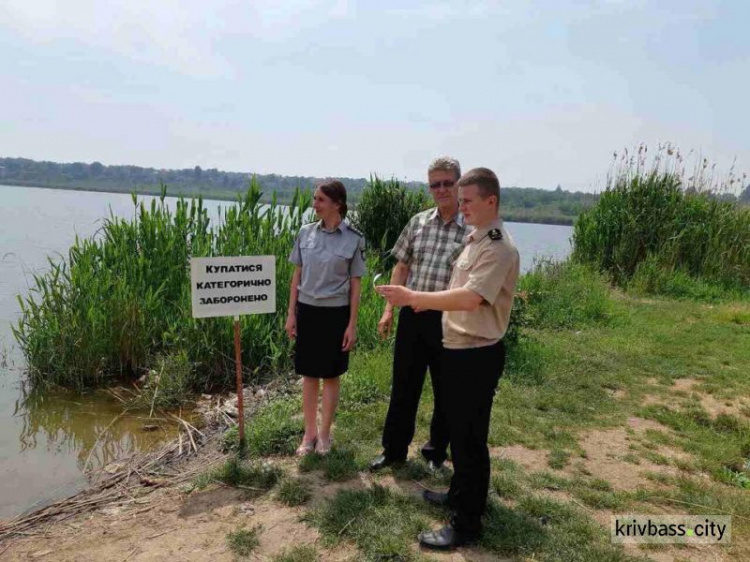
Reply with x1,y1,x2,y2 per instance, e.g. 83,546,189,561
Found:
457,167,500,207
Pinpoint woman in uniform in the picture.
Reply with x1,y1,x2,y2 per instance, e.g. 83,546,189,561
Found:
285,180,366,456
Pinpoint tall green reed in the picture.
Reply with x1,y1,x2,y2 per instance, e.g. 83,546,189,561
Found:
573,145,750,293
350,175,430,270
13,180,388,391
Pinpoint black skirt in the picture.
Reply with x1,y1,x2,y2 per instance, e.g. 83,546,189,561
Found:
295,302,351,379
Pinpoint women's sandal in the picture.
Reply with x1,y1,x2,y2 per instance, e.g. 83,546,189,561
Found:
315,436,332,455
296,437,317,456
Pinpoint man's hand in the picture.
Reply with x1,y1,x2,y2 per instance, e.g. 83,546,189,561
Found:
377,308,394,339
285,314,297,339
342,324,357,351
376,285,415,308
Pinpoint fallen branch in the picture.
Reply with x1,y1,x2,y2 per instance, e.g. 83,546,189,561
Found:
147,527,178,540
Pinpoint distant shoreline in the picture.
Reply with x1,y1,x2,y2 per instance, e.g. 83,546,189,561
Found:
1,181,577,226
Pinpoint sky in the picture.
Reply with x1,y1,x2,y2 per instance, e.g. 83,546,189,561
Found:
0,0,748,191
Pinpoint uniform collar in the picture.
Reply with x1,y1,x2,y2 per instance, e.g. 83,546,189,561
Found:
316,219,345,233
429,207,464,227
468,217,503,243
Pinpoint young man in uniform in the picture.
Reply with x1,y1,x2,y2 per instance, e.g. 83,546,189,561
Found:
377,167,520,549
370,156,467,472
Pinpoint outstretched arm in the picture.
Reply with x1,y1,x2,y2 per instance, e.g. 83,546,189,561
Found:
376,285,483,312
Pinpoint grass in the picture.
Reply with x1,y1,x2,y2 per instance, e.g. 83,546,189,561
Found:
226,525,262,557
518,259,618,330
243,261,747,560
298,448,359,482
548,448,572,470
194,456,282,493
270,545,319,562
277,477,313,506
306,484,433,562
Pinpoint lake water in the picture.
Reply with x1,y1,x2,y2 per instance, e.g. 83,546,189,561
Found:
0,184,573,519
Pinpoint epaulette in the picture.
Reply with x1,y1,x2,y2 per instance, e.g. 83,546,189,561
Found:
347,224,364,237
488,229,503,241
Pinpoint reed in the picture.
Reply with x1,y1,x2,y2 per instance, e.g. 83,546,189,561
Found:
14,176,529,397
350,175,430,268
13,180,388,391
573,145,750,294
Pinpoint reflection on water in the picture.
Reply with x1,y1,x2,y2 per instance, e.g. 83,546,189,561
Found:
1,379,190,519
0,185,217,519
16,385,175,472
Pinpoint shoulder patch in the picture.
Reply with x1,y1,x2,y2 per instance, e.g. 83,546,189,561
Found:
347,224,364,237
488,229,503,241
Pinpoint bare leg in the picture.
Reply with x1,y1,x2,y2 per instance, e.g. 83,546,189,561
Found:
319,377,341,446
301,376,319,442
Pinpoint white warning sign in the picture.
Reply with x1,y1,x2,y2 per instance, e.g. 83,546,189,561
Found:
190,256,276,318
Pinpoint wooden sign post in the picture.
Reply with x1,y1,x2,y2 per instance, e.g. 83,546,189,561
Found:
234,315,244,444
190,255,276,450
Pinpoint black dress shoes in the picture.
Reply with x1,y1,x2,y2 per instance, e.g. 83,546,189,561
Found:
418,524,479,550
369,454,405,472
422,489,450,507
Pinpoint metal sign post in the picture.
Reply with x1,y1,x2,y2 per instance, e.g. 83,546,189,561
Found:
190,255,276,451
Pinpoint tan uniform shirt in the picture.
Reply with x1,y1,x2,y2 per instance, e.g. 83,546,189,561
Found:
442,218,520,350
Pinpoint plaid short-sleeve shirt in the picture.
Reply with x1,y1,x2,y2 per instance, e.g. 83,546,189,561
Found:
391,208,467,292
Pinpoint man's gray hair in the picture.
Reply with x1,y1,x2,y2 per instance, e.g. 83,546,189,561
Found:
428,156,461,181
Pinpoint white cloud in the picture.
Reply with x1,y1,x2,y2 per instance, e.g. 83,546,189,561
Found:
0,0,354,77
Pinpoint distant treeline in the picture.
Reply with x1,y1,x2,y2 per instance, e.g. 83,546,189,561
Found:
12,155,745,225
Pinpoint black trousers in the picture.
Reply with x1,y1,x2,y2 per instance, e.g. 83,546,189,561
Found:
443,340,505,535
381,307,449,463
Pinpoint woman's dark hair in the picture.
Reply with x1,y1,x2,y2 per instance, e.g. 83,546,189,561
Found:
318,180,348,218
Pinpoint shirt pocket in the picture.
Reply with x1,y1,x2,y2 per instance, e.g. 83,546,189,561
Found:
299,236,317,251
412,227,434,263
332,242,356,275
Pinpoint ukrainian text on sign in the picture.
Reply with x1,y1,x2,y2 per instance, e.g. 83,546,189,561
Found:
190,256,276,318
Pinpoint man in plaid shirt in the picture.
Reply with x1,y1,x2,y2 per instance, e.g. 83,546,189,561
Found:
370,156,467,472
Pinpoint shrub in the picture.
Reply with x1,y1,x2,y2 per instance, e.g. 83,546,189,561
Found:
137,350,196,409
573,145,750,294
518,260,616,330
627,255,732,302
350,175,430,269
